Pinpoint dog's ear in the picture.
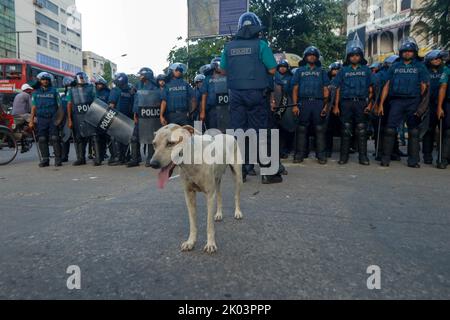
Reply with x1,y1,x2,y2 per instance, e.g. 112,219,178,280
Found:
182,125,197,136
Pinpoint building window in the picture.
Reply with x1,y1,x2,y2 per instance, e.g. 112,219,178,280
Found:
36,0,59,15
401,0,411,11
37,52,60,69
37,37,48,48
83,59,87,66
50,42,59,52
372,34,378,55
380,31,394,54
61,25,67,35
35,11,59,31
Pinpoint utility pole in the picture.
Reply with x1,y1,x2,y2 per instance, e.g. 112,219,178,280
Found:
5,31,32,60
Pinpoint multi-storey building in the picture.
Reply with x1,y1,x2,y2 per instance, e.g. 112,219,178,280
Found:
2,0,83,73
346,0,440,63
82,51,118,80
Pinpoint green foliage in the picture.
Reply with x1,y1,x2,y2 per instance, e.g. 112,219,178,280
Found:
413,0,450,49
167,0,347,78
103,61,113,84
168,37,227,80
251,0,347,66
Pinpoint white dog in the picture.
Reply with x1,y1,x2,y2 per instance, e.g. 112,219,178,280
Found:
149,124,243,254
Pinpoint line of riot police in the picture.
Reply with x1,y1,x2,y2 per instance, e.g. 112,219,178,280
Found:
28,12,450,180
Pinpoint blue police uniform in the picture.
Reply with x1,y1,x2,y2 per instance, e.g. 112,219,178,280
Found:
96,87,111,104
33,86,60,137
381,59,430,167
291,65,330,162
161,78,194,126
32,86,62,165
423,65,445,163
273,71,294,157
109,86,134,119
201,73,228,129
333,64,375,164
60,92,71,162
107,86,135,164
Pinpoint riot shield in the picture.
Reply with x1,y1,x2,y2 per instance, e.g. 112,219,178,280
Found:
274,84,297,132
71,85,96,138
213,75,230,132
84,99,134,145
136,90,162,144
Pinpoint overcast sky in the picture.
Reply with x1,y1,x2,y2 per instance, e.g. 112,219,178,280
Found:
76,0,188,75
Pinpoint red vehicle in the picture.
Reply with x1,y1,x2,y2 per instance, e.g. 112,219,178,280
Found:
0,58,74,109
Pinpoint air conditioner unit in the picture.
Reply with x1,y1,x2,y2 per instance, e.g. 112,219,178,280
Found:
33,0,43,8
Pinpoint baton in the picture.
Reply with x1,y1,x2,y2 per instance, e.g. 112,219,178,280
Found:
31,129,42,162
439,118,443,164
375,116,382,159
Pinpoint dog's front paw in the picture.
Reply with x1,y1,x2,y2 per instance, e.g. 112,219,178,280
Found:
234,210,243,220
214,212,223,222
181,240,196,252
204,242,218,254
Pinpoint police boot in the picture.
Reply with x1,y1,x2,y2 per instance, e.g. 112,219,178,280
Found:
108,140,120,166
127,139,140,168
73,141,87,166
315,125,327,165
145,144,155,167
338,123,352,165
51,135,62,167
381,128,396,167
294,126,307,163
437,129,450,169
422,129,434,164
356,123,370,166
62,141,70,162
262,174,283,185
38,136,50,168
92,136,103,166
407,128,421,168
110,141,126,166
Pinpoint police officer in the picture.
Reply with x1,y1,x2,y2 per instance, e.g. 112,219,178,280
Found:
436,57,450,169
272,59,294,159
332,41,375,165
193,73,205,124
369,62,383,75
292,47,330,165
160,63,196,126
422,50,446,165
373,55,407,161
67,72,100,166
61,76,74,162
200,57,229,130
325,62,342,157
29,72,63,167
108,72,135,166
221,12,282,184
156,74,166,91
378,38,430,168
128,67,159,168
91,75,111,162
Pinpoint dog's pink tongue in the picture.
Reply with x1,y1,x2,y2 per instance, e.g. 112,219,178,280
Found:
158,167,171,189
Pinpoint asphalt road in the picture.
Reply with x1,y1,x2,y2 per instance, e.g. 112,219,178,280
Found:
1,143,449,300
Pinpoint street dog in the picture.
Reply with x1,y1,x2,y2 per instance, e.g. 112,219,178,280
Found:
149,124,244,254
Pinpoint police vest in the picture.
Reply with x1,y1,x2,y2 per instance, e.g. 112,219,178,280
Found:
35,87,58,118
225,39,268,90
389,62,424,97
339,65,371,99
166,81,190,113
274,72,292,95
206,75,228,107
428,66,444,100
116,88,134,117
296,67,325,99
96,88,111,104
